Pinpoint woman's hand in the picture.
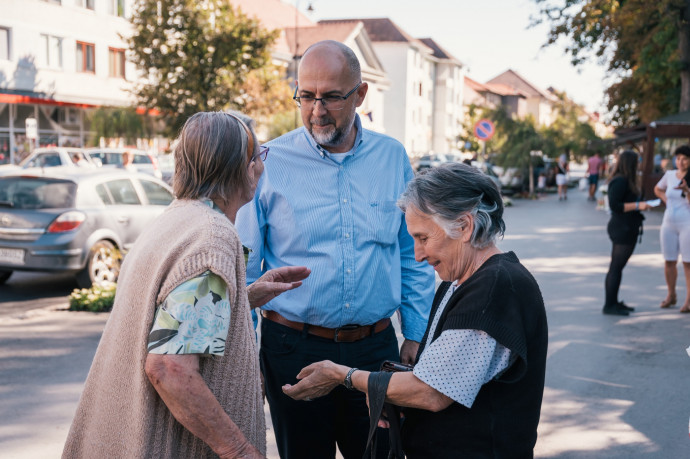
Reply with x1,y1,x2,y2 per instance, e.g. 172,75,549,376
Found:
674,178,690,199
247,266,310,309
281,360,347,401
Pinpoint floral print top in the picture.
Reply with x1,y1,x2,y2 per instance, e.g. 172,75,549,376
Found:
147,270,231,355
147,198,236,356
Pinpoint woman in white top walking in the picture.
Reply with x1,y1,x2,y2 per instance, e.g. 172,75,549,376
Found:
654,145,690,312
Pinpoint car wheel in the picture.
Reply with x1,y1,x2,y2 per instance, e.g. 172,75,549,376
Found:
76,240,121,288
0,269,12,284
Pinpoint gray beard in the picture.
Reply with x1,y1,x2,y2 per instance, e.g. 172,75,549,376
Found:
309,114,355,149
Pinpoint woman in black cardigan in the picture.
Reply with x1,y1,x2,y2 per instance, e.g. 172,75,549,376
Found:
604,150,651,315
281,163,548,458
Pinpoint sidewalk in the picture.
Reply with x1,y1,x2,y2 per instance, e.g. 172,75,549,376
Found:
2,188,688,458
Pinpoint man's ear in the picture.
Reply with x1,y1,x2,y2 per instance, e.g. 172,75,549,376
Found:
355,82,368,107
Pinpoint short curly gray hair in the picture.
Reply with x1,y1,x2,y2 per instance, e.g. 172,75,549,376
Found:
397,162,505,248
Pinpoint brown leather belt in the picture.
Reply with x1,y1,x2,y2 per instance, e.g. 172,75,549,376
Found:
262,310,391,343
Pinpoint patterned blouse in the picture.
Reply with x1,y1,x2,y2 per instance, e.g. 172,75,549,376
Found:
413,281,512,408
147,198,237,356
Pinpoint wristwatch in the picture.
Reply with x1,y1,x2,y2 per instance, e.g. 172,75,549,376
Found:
343,367,358,390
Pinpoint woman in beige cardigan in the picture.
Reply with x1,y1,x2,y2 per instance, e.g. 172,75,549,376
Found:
63,112,309,459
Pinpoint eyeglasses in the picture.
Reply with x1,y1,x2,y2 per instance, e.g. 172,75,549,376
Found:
251,145,269,162
293,82,362,111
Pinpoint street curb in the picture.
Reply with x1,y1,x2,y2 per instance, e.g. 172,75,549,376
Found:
0,302,71,324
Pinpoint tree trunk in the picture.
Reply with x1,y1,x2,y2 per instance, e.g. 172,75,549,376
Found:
679,0,690,112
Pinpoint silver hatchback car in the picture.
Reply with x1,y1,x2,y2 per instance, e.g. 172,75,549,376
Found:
0,167,173,287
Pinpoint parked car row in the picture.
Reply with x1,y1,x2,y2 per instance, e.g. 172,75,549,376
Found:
410,153,504,194
0,147,163,180
0,167,173,288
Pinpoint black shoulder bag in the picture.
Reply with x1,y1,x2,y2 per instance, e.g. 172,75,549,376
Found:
362,361,413,459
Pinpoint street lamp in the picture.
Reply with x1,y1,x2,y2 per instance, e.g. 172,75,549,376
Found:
293,1,313,128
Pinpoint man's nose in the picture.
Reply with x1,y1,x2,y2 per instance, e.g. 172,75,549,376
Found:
311,99,328,116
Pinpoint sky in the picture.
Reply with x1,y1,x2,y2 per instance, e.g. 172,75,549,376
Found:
299,0,610,116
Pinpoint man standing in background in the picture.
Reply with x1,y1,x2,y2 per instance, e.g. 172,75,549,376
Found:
588,151,605,201
236,40,435,458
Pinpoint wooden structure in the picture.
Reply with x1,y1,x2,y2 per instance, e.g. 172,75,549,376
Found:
612,111,690,197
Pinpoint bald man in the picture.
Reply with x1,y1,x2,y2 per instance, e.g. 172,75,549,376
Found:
236,40,434,458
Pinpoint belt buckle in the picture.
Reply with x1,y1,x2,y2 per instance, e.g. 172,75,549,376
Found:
334,324,359,342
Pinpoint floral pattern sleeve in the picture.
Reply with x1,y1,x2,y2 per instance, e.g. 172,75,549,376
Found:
147,271,231,355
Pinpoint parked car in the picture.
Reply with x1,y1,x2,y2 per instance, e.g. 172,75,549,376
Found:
416,153,451,171
0,147,99,176
157,153,175,185
0,168,174,287
84,148,163,180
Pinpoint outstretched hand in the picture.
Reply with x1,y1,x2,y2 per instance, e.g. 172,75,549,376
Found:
281,360,345,401
247,266,310,309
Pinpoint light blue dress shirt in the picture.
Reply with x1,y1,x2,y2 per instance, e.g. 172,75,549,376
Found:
236,115,435,342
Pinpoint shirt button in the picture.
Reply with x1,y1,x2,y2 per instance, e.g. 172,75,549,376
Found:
344,233,350,238
347,268,351,274
343,198,348,203
345,303,350,308
340,165,344,170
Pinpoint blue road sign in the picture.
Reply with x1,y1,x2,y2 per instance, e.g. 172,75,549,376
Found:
474,119,495,141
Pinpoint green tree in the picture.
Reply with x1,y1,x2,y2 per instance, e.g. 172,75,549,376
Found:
88,107,145,146
540,89,600,161
532,0,690,126
127,0,281,135
456,104,499,157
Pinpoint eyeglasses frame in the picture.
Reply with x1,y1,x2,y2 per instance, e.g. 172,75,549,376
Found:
293,82,362,111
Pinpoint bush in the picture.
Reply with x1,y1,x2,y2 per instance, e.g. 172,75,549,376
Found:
69,282,117,312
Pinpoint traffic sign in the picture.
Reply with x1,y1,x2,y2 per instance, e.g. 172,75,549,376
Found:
25,118,38,140
474,119,495,141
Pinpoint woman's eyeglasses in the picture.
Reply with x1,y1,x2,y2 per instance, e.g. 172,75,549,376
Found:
251,146,269,163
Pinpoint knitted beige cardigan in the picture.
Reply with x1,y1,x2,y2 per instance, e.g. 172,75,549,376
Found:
62,199,265,458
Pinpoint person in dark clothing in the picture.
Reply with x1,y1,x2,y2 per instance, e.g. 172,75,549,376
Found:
282,163,548,458
604,150,651,315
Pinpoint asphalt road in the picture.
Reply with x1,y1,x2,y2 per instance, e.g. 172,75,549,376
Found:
2,187,690,458
0,271,78,318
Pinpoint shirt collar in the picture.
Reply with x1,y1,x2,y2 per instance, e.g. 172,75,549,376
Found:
303,114,364,159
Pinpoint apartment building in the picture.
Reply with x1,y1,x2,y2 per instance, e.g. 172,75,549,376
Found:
0,0,137,163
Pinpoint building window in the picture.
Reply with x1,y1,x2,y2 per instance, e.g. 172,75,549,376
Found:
40,0,62,4
76,41,95,73
40,34,63,69
107,0,125,17
109,47,125,79
0,27,9,60
77,0,95,10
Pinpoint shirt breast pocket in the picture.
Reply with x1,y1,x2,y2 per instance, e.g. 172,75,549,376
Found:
366,201,400,245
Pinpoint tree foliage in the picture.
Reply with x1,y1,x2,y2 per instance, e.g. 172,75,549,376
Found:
532,0,688,126
127,0,285,135
88,107,145,145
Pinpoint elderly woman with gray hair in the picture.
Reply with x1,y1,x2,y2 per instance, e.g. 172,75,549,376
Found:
63,111,310,459
283,163,547,458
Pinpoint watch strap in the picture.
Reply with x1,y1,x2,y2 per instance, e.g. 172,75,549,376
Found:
344,367,358,390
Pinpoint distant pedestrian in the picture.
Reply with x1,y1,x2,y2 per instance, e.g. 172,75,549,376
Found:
537,172,546,197
587,152,605,201
603,150,651,315
654,145,690,312
556,154,569,201
120,150,137,173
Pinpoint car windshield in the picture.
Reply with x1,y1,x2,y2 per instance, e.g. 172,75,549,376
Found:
19,152,63,168
0,177,77,209
89,152,152,166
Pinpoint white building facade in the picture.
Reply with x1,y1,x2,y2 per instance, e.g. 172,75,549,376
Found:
0,0,137,163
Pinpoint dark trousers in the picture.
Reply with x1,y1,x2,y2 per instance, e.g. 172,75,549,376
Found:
260,317,400,459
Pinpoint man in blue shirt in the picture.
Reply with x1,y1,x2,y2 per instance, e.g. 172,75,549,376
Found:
236,40,435,459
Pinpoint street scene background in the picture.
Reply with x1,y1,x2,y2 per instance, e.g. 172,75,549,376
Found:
2,186,689,458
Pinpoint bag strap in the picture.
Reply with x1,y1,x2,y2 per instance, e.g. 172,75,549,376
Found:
363,371,405,459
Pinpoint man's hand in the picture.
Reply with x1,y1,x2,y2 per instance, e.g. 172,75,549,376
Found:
399,339,419,365
281,360,346,401
247,266,310,309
